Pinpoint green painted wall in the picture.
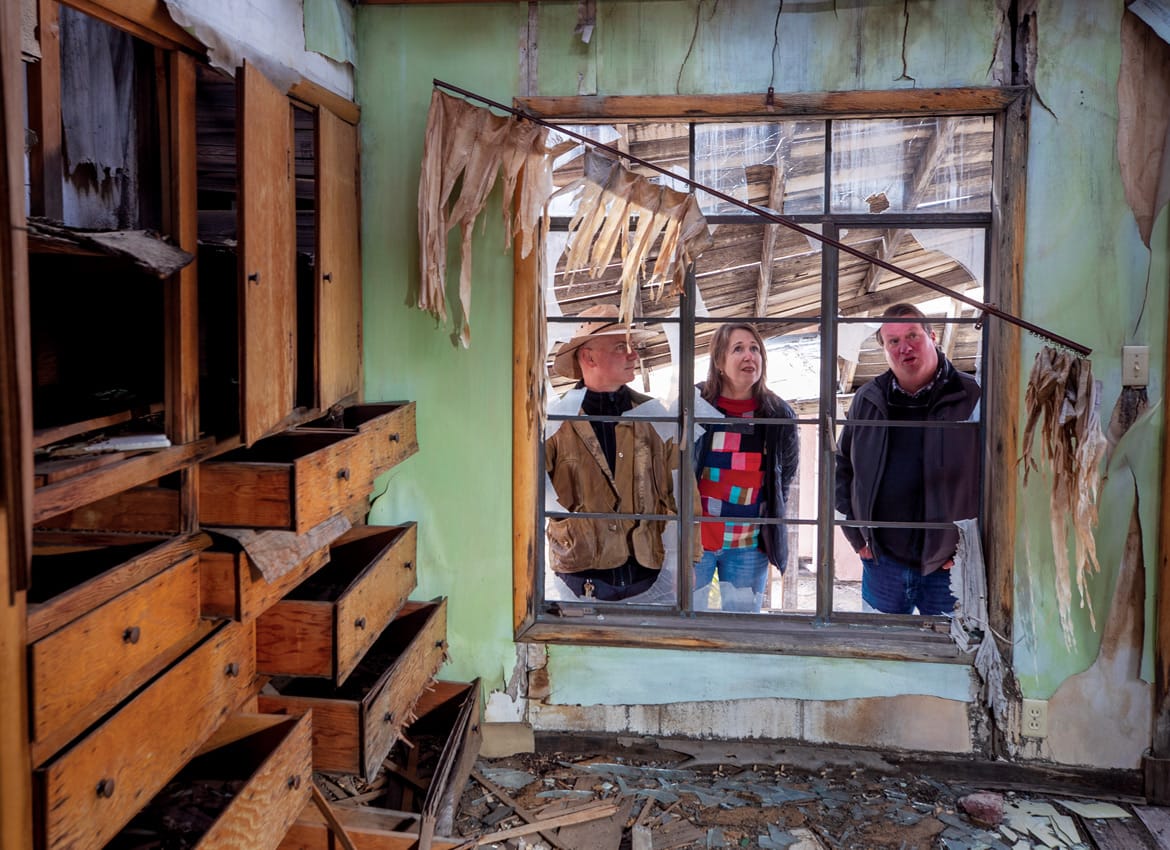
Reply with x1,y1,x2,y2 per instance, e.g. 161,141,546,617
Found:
1013,0,1167,697
356,0,1165,732
359,3,529,688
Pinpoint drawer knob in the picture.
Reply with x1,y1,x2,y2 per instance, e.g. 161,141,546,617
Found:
404,561,413,570
337,468,350,481
435,640,446,650
389,432,400,443
96,778,115,798
354,616,367,630
224,662,240,678
122,626,141,645
287,775,302,790
248,271,260,284
323,272,333,283
383,711,394,723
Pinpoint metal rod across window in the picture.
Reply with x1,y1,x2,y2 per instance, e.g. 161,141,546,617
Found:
434,78,1090,356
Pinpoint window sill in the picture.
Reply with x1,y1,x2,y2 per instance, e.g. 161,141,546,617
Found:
519,609,970,664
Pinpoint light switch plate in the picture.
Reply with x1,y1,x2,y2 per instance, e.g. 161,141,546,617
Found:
1123,345,1149,387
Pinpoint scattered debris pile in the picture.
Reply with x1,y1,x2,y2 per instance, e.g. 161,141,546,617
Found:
448,748,1168,850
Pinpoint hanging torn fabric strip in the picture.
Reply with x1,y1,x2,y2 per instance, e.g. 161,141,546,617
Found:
1021,346,1107,648
417,88,714,347
951,518,1011,738
559,149,713,325
417,89,568,347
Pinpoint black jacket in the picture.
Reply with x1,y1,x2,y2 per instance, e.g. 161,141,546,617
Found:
693,384,800,573
834,354,981,574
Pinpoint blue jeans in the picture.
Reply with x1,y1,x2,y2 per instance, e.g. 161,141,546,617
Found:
693,547,769,613
861,554,956,615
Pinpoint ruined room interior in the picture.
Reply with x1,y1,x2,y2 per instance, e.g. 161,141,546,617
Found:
3,1,1170,849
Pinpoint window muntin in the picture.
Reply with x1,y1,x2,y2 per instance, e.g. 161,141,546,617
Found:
528,104,999,647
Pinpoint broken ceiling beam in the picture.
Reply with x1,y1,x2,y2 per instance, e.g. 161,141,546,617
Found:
26,216,195,278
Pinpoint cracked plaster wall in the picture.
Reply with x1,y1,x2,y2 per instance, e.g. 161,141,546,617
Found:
357,0,1166,767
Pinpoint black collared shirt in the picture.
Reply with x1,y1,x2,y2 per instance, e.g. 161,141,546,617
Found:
581,385,634,471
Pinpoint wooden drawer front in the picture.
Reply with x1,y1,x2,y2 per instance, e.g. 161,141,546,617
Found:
200,544,330,623
257,598,447,781
195,713,313,850
419,680,481,836
199,432,362,533
27,533,206,644
256,524,417,683
333,524,418,682
30,554,202,746
299,401,418,487
107,713,312,850
37,621,256,850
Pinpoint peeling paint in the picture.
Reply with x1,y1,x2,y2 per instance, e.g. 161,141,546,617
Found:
357,0,1168,767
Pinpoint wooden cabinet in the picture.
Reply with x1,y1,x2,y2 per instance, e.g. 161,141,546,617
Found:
3,6,463,850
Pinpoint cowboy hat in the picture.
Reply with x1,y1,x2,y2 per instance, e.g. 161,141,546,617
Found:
551,304,655,380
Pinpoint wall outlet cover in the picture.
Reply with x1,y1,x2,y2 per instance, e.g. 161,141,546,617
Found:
1022,698,1048,738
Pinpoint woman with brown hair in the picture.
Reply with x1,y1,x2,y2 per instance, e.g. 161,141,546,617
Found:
693,323,799,612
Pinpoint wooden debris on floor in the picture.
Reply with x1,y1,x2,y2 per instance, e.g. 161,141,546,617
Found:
447,748,1170,849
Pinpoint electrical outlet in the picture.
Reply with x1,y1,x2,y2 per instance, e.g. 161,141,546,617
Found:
1123,345,1149,387
1022,698,1048,738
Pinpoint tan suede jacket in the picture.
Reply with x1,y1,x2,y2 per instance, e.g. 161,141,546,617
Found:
545,415,677,575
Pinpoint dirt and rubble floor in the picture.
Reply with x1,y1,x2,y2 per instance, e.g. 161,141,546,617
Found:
447,737,1170,850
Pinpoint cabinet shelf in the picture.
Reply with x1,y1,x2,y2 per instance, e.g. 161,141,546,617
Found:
33,438,215,524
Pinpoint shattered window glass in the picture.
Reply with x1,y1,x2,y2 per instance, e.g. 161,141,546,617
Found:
534,108,994,628
831,116,993,214
694,121,825,215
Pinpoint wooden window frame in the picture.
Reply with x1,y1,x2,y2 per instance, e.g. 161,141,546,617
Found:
512,87,1028,663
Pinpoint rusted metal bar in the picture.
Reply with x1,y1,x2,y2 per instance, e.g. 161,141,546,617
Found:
433,78,1091,357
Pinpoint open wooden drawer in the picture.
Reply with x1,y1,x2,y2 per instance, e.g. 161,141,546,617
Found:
256,523,417,683
26,532,209,764
279,680,480,849
35,620,256,850
104,713,312,850
394,679,482,840
297,401,418,484
198,431,368,533
199,528,336,624
257,599,447,781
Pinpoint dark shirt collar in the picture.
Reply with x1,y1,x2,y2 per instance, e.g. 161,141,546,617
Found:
580,383,633,416
889,350,948,401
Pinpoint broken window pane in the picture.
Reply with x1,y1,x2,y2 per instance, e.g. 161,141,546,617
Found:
694,121,826,216
533,111,993,626
830,116,992,214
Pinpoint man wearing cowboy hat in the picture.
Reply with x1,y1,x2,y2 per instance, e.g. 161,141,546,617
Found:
545,304,677,601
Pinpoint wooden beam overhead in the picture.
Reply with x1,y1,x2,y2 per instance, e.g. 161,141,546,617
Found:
59,0,203,52
519,87,1029,121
